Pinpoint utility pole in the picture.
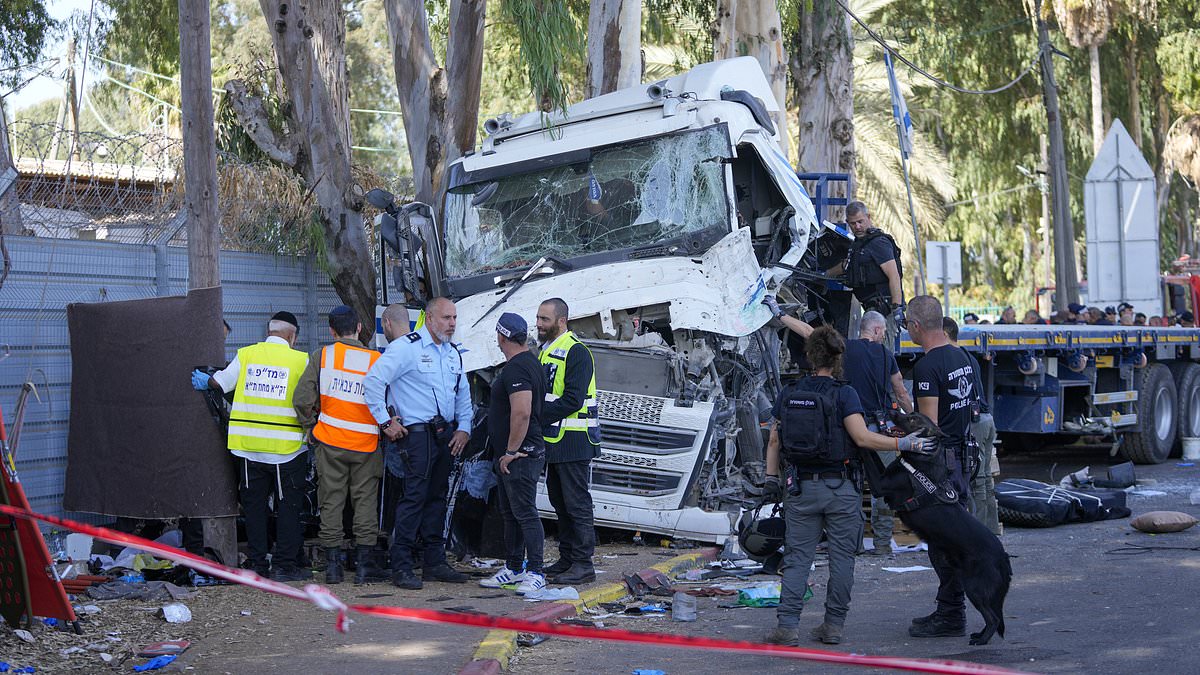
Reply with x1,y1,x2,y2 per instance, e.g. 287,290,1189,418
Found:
178,0,233,566
1035,0,1080,310
1039,134,1052,291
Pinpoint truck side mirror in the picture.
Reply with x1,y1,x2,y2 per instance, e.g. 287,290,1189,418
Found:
365,188,396,212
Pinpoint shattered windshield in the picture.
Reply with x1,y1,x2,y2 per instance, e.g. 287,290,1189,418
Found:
444,126,731,278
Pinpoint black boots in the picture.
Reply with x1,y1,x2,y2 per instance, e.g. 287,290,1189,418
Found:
909,611,967,638
354,545,388,585
324,547,344,584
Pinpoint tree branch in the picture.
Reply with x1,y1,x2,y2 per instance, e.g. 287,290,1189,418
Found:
224,79,299,168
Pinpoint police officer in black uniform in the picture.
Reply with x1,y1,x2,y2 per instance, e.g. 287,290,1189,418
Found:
834,201,905,347
762,326,932,647
906,296,978,638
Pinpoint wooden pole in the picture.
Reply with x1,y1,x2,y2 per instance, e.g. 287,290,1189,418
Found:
1035,0,1080,310
180,0,221,288
178,0,235,567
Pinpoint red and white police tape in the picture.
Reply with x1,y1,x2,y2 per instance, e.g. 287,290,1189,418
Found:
0,504,1031,675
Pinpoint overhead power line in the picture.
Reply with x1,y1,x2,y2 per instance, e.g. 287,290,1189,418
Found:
833,0,1042,95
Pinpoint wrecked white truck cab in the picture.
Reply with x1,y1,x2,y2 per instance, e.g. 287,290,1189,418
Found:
384,58,822,542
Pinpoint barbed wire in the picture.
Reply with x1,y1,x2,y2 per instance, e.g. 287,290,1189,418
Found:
4,121,409,255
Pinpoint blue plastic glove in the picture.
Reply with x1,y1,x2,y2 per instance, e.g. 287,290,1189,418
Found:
762,295,783,318
190,369,212,391
891,304,906,329
897,432,935,455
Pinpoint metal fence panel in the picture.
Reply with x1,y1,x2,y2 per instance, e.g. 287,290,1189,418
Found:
0,236,339,523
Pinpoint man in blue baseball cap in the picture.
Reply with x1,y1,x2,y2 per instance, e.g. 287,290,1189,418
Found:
1067,303,1087,324
479,312,549,595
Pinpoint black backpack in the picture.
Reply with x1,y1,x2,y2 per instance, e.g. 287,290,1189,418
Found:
779,377,852,465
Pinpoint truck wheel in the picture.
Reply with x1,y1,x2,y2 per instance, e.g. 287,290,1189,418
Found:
1167,362,1200,457
1122,363,1177,464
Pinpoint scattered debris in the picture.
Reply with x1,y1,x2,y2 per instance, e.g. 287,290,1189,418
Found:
523,587,580,602
469,558,502,569
516,633,549,646
13,629,35,643
736,582,781,608
138,640,191,657
132,654,178,672
240,610,252,616
632,669,666,675
882,566,934,573
159,603,192,623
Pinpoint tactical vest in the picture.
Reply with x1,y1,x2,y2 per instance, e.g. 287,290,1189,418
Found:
846,229,903,301
313,341,383,453
228,341,309,455
539,331,600,445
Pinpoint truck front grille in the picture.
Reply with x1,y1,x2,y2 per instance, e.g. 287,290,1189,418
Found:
597,391,664,425
599,423,696,454
590,464,681,496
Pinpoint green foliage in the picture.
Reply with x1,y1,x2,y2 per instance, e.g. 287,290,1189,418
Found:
0,0,58,90
497,0,584,114
1158,29,1200,113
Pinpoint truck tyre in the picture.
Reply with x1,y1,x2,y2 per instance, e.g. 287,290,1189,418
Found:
1167,362,1200,457
1122,363,1177,464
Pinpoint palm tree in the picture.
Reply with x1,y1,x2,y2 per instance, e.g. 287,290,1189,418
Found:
1051,0,1157,157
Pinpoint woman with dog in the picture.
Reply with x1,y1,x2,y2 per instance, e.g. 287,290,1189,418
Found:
762,326,933,647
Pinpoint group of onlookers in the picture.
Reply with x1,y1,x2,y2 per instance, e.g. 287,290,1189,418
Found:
963,302,1195,328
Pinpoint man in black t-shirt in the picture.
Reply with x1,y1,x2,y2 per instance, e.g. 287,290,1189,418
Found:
480,312,548,595
843,310,913,555
906,296,977,639
944,317,1001,535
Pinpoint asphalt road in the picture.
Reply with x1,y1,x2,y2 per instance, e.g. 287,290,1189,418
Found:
509,444,1200,674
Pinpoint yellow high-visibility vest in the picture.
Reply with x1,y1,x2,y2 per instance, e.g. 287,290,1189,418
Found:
228,341,309,455
539,331,599,445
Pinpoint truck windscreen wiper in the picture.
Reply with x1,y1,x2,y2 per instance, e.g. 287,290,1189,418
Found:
471,256,571,327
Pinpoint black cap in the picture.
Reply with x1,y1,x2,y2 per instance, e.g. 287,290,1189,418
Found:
271,311,299,329
329,305,356,321
1068,303,1086,314
962,312,979,322
1180,311,1194,322
1118,302,1134,312
1104,306,1117,315
496,312,528,340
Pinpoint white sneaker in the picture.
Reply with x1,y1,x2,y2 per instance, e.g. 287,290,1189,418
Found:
515,572,547,595
479,567,526,588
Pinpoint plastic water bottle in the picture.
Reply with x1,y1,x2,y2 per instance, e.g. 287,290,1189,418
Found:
672,591,697,622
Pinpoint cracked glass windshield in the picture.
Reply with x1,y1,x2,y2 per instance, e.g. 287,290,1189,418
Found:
444,126,731,278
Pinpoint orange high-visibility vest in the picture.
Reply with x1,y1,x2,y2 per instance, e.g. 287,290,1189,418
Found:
313,341,383,452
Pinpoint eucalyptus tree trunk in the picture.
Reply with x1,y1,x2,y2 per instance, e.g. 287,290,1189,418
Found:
1089,43,1104,156
385,0,486,223
586,0,642,98
226,0,378,341
789,0,855,175
714,0,790,158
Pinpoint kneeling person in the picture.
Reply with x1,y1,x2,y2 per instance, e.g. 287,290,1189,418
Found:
763,327,932,646
480,313,548,595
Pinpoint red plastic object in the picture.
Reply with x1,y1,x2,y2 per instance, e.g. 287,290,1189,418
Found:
0,401,78,629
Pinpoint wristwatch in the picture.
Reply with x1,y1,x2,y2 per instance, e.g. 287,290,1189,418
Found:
379,419,393,430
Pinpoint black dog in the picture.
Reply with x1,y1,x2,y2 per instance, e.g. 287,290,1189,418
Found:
862,412,1012,646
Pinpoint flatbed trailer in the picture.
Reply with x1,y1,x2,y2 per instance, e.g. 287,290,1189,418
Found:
895,324,1200,464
